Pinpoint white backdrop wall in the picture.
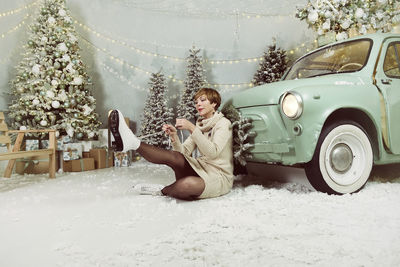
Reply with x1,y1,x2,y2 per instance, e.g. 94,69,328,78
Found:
0,0,315,132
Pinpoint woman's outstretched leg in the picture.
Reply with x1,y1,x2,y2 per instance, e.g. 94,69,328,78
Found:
137,143,197,180
109,109,197,179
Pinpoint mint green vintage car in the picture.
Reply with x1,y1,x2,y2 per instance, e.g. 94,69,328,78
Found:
229,33,400,194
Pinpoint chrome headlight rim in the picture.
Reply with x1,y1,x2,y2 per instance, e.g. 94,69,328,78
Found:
280,91,303,120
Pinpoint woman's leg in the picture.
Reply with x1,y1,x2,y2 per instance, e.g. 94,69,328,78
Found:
137,143,198,180
161,176,205,200
109,109,197,179
109,109,205,198
138,144,206,199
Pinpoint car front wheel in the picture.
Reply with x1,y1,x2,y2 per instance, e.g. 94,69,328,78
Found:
305,121,373,194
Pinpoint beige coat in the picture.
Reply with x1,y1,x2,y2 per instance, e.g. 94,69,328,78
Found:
172,112,234,198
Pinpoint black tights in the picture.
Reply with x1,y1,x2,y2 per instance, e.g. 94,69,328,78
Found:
136,143,205,200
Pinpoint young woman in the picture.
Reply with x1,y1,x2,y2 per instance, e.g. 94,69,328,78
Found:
109,88,234,200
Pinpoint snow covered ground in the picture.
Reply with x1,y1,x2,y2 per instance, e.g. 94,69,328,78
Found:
0,160,399,267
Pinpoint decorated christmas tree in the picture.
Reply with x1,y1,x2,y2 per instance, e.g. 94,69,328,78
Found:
8,0,100,139
296,0,400,41
140,71,174,148
252,43,287,86
176,46,206,121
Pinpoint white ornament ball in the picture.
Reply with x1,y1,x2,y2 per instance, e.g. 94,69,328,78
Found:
51,100,60,109
307,10,318,24
336,32,348,41
68,34,77,43
58,9,66,16
40,120,48,126
55,131,60,138
62,54,71,62
72,76,83,85
47,16,56,25
341,20,351,30
51,79,59,87
324,11,332,19
57,42,68,52
20,126,27,130
88,132,95,138
355,8,364,19
322,20,331,30
32,64,41,75
32,99,40,105
41,36,48,43
46,90,55,98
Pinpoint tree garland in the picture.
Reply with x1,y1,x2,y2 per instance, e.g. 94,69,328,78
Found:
296,0,400,41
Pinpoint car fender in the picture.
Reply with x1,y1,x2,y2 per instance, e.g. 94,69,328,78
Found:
281,82,382,165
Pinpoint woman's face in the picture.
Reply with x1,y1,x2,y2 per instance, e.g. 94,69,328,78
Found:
195,94,216,119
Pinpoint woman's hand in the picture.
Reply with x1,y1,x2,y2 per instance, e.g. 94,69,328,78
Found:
162,124,178,142
175,118,195,133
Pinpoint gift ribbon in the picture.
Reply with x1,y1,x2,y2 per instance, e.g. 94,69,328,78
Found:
79,159,84,171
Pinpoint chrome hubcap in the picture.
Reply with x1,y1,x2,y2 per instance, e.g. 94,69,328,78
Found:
329,143,353,173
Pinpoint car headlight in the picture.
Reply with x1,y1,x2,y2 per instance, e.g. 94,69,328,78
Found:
280,91,303,119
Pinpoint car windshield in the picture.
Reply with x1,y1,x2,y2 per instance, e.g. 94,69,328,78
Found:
284,39,372,80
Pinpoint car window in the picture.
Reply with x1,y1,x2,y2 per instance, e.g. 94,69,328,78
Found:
383,42,400,78
284,39,372,80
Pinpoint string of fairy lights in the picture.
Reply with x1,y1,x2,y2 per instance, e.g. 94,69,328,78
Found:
111,0,294,19
73,15,317,65
79,33,260,90
0,0,318,92
0,0,39,18
0,13,31,39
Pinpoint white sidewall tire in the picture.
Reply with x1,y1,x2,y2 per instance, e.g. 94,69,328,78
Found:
318,124,373,194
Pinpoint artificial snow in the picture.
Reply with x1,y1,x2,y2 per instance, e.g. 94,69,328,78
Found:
0,160,399,266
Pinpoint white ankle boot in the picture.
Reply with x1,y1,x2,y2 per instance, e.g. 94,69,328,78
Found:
108,110,140,152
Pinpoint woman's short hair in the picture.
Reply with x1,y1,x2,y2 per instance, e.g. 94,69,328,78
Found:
194,88,221,110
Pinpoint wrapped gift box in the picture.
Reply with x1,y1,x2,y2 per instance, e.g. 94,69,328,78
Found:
63,143,83,161
41,139,64,150
89,148,113,169
98,129,109,148
114,151,131,167
63,158,95,172
60,135,72,144
16,152,60,174
26,140,39,151
80,140,101,152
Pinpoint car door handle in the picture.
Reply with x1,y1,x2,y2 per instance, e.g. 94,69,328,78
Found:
381,79,392,84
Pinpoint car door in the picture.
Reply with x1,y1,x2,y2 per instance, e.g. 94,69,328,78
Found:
375,37,400,154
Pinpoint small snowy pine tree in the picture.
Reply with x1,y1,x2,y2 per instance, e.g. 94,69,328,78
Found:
8,0,100,139
177,46,206,121
140,71,173,148
221,103,256,174
252,43,288,86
